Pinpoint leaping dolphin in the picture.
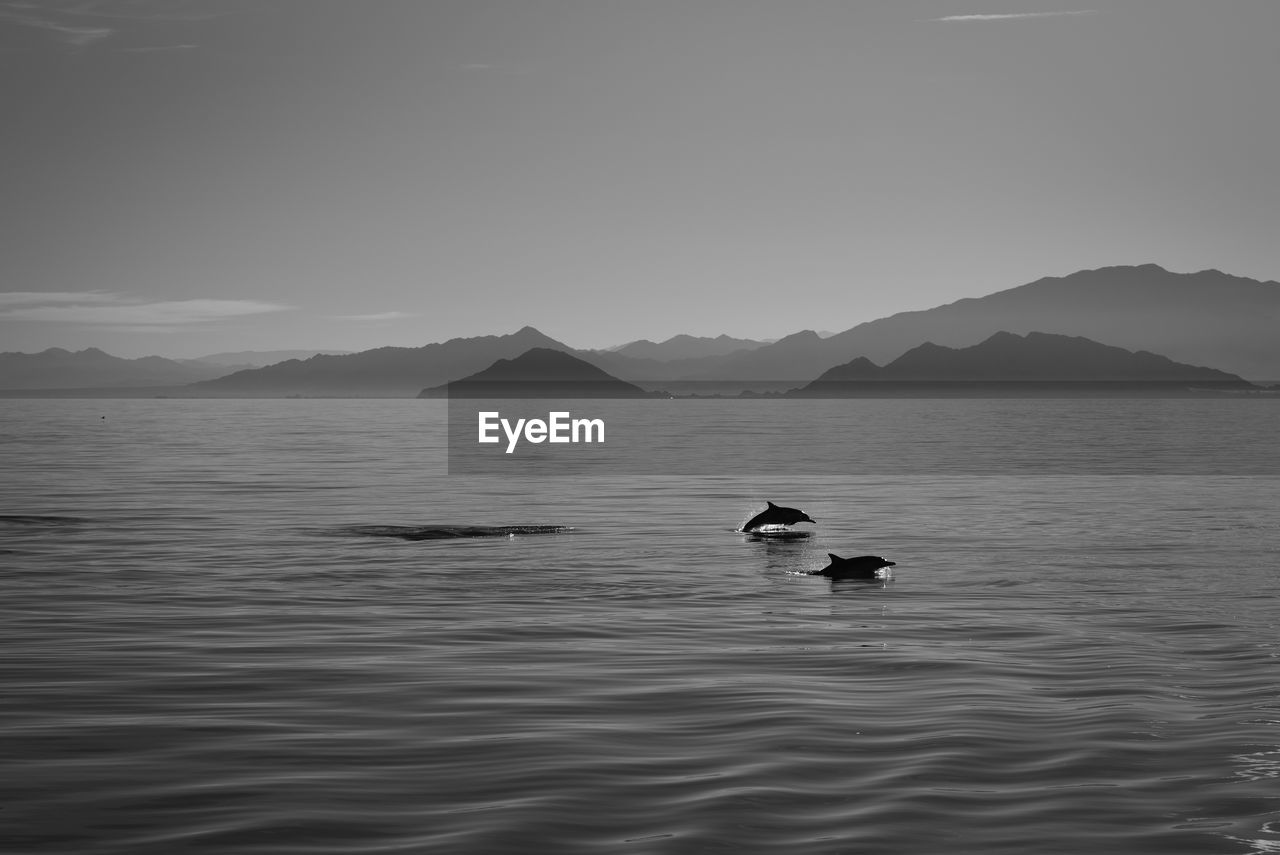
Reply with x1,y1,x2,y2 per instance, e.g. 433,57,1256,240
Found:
810,553,896,581
740,501,815,532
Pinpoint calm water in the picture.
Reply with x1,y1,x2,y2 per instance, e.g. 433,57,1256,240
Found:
2,398,1279,854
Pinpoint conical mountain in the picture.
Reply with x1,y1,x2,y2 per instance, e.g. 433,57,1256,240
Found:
190,326,571,396
419,347,655,398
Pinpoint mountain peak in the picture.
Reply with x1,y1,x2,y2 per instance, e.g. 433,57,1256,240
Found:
419,347,653,398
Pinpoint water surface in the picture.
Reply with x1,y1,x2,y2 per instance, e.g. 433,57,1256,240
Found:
2,399,1279,853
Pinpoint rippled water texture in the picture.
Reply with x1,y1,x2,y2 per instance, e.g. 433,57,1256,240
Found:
2,399,1279,854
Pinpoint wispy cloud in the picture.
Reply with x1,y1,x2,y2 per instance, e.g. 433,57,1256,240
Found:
336,311,417,322
0,1,225,50
0,291,291,326
0,5,114,46
927,10,1098,22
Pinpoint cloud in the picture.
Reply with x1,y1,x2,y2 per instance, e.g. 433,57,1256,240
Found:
0,7,114,46
336,311,417,322
0,291,291,325
0,1,226,50
927,10,1098,22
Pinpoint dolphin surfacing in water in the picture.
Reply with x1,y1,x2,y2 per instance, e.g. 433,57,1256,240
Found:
810,553,896,581
740,501,815,533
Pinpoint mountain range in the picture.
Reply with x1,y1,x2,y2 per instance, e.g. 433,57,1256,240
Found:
792,331,1251,395
187,327,568,396
190,349,352,368
0,348,233,390
602,334,767,361
588,265,1280,384
805,264,1280,382
3,264,1278,394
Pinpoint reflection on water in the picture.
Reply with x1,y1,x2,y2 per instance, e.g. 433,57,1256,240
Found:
2,399,1279,854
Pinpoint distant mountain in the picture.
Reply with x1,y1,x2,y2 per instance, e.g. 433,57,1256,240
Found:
28,263,1272,396
419,348,656,398
191,349,352,368
562,330,832,385
815,264,1280,382
674,330,834,381
605,334,766,362
583,265,1280,384
581,330,830,384
0,347,234,390
189,326,572,396
569,349,681,384
793,331,1252,395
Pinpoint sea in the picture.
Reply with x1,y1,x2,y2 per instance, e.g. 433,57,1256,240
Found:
2,397,1279,854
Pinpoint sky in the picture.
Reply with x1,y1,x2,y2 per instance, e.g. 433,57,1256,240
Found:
1,0,1277,358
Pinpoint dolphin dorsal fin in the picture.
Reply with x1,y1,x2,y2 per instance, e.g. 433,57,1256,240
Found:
828,553,842,562
767,501,777,508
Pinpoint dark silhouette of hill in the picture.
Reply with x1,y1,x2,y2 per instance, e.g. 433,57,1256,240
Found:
419,348,657,398
583,265,1280,384
0,347,234,390
189,326,571,396
793,331,1253,396
605,334,766,362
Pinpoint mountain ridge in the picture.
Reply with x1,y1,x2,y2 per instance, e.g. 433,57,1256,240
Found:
0,347,236,390
6,264,1277,394
188,326,570,396
585,264,1280,384
603,334,767,362
812,264,1280,381
191,349,353,368
791,330,1253,396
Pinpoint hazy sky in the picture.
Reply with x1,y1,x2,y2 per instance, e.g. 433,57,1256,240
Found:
2,0,1277,357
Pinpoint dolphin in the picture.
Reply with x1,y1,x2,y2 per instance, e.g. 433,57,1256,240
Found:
740,501,815,532
810,553,896,581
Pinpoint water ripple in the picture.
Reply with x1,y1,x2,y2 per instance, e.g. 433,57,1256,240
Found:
3,401,1280,853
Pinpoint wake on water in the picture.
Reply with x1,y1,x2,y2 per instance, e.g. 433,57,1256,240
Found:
739,523,812,540
333,524,575,541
